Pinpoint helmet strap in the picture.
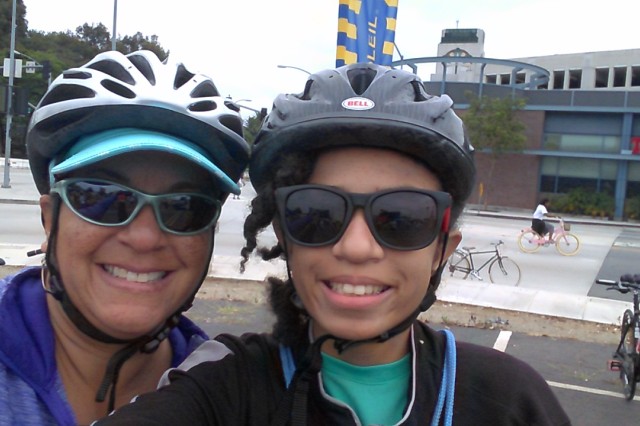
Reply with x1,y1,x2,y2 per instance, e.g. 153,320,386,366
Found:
44,194,215,415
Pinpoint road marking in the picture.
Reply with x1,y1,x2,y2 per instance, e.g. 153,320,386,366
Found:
547,380,640,402
492,330,512,352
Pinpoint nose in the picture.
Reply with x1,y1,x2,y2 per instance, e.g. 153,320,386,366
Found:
332,209,384,262
117,204,167,250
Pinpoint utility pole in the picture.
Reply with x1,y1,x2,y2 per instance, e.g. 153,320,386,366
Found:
2,0,17,189
112,0,118,51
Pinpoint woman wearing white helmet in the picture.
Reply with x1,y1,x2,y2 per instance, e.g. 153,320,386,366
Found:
96,63,569,425
0,50,249,425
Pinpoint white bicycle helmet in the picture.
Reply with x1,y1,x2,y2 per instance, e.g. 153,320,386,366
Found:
27,50,249,194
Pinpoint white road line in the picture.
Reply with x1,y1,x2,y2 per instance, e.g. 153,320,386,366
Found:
546,380,640,402
492,330,512,352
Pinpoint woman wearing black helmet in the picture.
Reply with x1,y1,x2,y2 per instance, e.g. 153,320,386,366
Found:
96,64,569,425
0,50,249,425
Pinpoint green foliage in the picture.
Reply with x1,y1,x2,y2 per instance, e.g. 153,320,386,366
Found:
243,113,263,146
1,1,168,158
463,92,527,156
550,188,615,219
624,196,640,221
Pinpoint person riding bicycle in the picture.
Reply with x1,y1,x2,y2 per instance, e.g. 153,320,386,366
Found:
96,63,570,425
0,50,249,425
532,198,559,242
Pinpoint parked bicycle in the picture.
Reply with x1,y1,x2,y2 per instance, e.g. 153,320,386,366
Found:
596,274,640,401
517,217,580,256
447,240,521,286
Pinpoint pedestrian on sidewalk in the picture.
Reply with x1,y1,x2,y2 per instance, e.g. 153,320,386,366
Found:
0,50,249,425
96,64,570,425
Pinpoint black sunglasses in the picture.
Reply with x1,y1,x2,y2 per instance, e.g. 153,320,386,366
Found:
51,178,221,236
275,184,452,251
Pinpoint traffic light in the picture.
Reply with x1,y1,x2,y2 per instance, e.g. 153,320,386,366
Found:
0,85,6,113
13,86,29,116
41,60,51,81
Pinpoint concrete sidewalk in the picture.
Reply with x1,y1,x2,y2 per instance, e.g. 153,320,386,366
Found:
0,159,633,326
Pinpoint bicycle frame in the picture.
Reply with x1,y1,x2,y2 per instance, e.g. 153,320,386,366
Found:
448,241,521,286
457,248,499,279
597,277,640,400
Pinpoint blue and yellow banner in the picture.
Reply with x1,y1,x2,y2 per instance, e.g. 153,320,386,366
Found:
336,0,398,67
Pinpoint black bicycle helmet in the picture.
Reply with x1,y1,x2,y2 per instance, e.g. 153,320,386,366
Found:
249,63,477,355
250,62,475,212
27,49,249,194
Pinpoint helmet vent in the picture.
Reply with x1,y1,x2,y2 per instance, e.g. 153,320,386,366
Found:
410,80,429,102
346,67,376,95
87,60,135,85
189,100,217,112
62,70,92,80
191,81,220,98
39,84,95,107
100,79,136,99
128,54,156,85
174,64,195,90
219,115,244,137
299,79,315,101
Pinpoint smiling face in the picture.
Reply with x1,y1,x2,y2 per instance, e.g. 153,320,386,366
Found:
282,147,460,360
41,151,216,340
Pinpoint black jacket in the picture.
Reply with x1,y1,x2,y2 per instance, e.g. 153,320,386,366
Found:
96,322,571,425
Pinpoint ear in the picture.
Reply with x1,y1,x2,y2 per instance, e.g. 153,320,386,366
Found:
431,228,462,275
40,194,54,235
39,195,54,253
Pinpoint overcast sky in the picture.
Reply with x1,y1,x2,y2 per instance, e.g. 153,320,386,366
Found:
22,0,640,117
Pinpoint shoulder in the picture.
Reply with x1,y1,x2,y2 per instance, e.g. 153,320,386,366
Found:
454,342,569,423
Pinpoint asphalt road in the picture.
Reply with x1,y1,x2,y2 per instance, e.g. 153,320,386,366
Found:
186,296,640,425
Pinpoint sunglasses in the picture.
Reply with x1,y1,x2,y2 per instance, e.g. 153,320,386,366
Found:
51,178,221,235
275,184,452,251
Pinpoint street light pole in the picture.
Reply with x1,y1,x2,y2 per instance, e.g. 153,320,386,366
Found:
277,64,312,75
112,0,118,51
2,0,17,189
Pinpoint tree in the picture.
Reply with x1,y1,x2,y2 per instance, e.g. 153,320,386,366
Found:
75,22,111,51
0,0,27,51
243,112,264,146
463,92,527,207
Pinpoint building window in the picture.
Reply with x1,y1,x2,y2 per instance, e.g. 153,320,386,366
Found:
568,69,582,89
543,134,621,153
485,74,497,84
595,67,609,88
500,73,510,85
613,66,627,87
631,66,640,87
628,162,640,198
553,70,565,89
540,157,617,194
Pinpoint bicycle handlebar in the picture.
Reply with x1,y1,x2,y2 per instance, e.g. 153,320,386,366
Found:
596,274,640,293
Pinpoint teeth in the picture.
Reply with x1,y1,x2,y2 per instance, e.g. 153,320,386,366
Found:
329,282,386,296
104,265,165,283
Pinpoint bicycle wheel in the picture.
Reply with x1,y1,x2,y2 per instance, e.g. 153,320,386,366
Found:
518,230,541,253
618,310,637,400
488,257,521,286
555,233,580,256
447,250,470,279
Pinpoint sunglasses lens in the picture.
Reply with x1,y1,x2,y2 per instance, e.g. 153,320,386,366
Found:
158,195,219,233
65,181,137,225
284,187,347,245
63,181,219,234
371,192,439,248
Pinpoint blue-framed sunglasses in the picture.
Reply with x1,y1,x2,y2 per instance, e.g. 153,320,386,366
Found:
51,178,221,236
275,184,452,251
